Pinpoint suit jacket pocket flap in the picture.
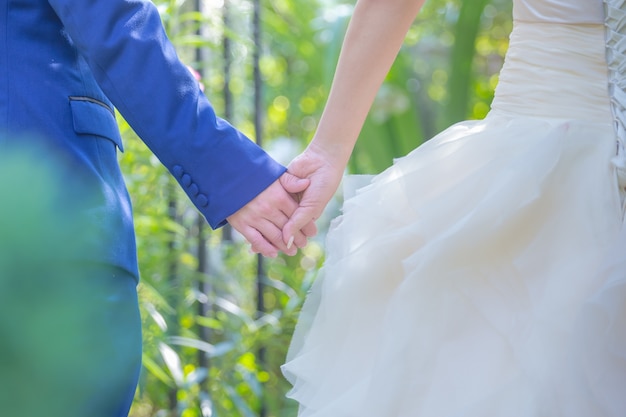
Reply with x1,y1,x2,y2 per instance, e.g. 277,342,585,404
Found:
70,97,124,152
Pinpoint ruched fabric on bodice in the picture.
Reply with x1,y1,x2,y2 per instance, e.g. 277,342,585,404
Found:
494,0,626,193
491,22,612,123
514,0,604,23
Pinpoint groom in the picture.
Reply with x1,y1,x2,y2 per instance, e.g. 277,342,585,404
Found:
1,0,314,264
0,0,313,416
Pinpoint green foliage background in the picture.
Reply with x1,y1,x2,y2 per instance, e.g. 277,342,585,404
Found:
117,0,513,416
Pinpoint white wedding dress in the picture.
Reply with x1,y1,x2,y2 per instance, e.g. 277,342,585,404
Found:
282,0,626,416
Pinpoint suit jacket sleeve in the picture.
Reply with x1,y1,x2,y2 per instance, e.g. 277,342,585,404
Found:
47,0,286,228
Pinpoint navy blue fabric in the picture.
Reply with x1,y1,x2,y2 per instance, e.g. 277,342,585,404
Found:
0,0,286,276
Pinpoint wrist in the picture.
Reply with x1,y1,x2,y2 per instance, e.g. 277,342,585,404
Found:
306,137,353,169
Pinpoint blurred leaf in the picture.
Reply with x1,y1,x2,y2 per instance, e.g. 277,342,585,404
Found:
169,336,236,358
195,316,224,331
159,342,184,386
184,367,208,388
214,297,256,329
224,385,257,417
143,355,174,387
199,391,214,417
144,302,169,331
236,365,263,398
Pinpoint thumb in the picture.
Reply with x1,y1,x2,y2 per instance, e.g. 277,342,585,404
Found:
283,206,317,246
280,172,310,195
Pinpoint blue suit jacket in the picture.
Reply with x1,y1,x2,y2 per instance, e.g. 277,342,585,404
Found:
0,0,286,276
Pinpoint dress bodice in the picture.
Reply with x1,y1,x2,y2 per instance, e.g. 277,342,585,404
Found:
514,0,604,23
502,1,626,142
509,0,626,188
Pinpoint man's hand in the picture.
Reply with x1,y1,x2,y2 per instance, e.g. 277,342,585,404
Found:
227,172,317,258
282,145,345,247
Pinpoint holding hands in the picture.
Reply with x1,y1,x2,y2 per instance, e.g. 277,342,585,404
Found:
228,145,344,258
281,144,345,250
227,172,318,258
230,0,425,257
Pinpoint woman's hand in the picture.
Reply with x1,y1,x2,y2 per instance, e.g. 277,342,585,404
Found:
282,144,345,247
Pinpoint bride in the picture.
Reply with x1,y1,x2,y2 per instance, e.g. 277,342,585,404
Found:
281,0,626,416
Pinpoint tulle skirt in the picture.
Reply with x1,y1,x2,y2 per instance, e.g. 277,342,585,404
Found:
282,22,626,417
